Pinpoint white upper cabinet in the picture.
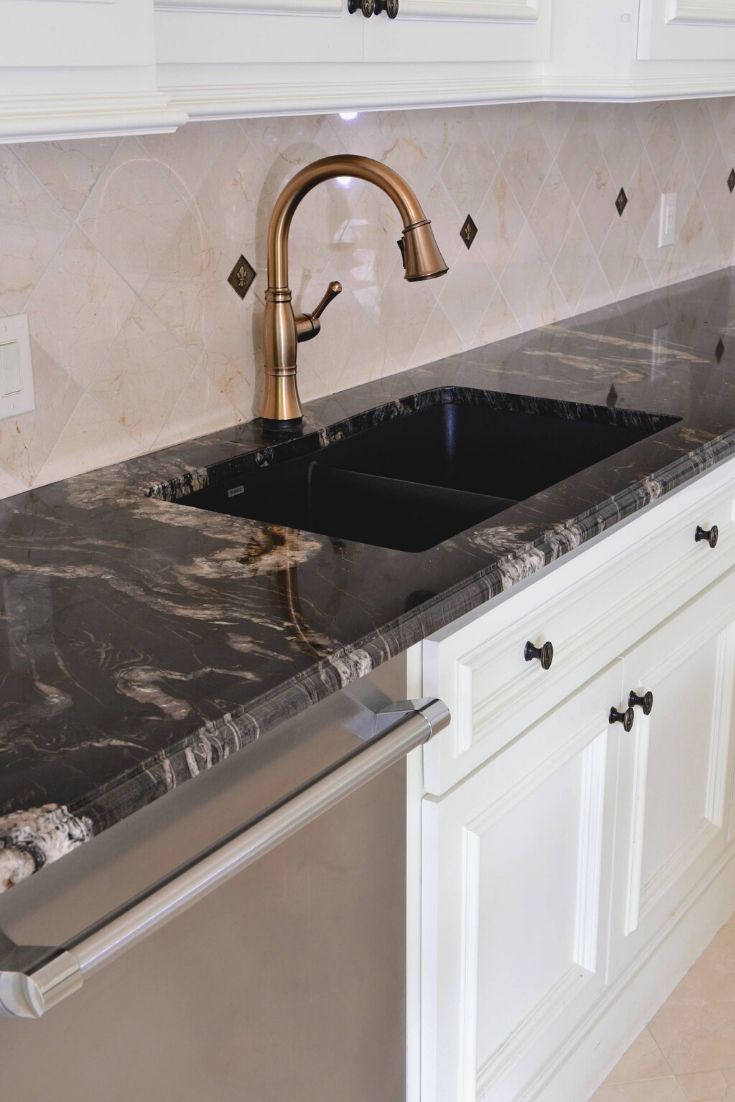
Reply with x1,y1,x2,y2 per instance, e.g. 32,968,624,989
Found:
0,0,185,143
154,0,550,120
639,0,735,60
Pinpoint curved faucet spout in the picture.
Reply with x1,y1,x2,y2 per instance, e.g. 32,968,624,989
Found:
261,153,448,427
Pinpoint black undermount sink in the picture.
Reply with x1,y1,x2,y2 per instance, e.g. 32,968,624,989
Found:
167,389,680,553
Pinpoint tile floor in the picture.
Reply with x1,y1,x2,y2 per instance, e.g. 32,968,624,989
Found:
592,913,735,1100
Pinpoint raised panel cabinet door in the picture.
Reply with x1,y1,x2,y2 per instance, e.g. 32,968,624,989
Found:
420,663,621,1102
638,0,735,59
361,0,552,63
154,0,364,71
610,569,735,978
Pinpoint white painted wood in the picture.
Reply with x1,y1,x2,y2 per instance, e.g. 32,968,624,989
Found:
413,460,735,1102
639,0,735,59
610,571,735,975
397,0,538,20
423,456,735,795
667,0,735,25
421,665,621,1102
532,849,735,1100
157,0,339,11
0,0,187,142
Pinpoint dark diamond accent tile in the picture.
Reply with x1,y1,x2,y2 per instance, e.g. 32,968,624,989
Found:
615,188,628,217
460,214,478,250
715,337,726,362
228,255,256,299
606,384,618,408
728,169,735,194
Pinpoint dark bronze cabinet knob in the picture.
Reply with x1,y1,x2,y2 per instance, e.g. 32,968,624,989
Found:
695,524,719,548
524,640,553,670
374,0,399,15
628,689,654,715
609,706,635,732
348,0,374,15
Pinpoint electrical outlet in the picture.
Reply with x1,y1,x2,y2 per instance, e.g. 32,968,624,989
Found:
0,314,34,420
658,192,677,248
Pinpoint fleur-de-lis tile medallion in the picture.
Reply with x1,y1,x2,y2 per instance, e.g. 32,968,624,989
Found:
460,214,478,250
615,188,628,217
228,255,256,299
728,169,735,194
715,337,726,362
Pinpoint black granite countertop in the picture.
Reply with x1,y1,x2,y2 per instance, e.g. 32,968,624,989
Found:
2,267,735,891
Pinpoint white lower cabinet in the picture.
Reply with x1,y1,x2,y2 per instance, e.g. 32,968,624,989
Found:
611,571,735,978
421,665,621,1102
413,458,735,1102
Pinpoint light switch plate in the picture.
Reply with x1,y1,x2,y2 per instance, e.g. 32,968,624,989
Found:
0,314,34,420
658,192,677,248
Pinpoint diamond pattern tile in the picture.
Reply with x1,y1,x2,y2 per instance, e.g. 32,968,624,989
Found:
0,98,732,496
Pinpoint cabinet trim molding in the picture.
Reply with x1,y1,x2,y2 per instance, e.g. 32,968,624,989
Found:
666,0,735,25
155,0,341,14
0,89,187,144
155,0,537,16
159,71,735,123
385,0,539,21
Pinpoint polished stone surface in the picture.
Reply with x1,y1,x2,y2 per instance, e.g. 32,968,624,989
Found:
2,267,735,889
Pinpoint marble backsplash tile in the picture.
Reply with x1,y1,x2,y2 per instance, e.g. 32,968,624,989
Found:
1,99,734,495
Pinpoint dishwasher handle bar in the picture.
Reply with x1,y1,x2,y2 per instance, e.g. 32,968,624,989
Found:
0,697,449,1020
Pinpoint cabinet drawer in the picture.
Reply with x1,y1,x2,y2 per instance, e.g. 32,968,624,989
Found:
423,458,735,794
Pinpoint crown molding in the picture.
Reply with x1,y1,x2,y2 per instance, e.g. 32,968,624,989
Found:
158,67,735,120
0,89,187,144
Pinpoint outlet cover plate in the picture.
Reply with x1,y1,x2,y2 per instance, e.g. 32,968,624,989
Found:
0,314,34,420
658,192,677,248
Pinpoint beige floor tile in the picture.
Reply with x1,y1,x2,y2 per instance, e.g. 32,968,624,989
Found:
591,1077,689,1101
608,1029,674,1084
648,1000,735,1075
677,1069,729,1098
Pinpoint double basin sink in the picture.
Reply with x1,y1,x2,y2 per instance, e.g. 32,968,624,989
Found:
166,388,679,552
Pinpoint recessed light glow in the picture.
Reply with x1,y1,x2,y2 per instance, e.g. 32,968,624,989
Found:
338,111,359,121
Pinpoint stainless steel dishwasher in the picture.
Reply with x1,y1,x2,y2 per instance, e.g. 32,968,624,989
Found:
0,655,448,1102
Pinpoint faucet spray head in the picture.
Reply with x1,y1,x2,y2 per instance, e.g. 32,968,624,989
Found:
399,219,449,282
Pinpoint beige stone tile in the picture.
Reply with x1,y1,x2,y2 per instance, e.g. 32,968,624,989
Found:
607,1028,673,1085
553,214,603,313
499,118,553,217
34,391,140,487
0,146,71,314
557,114,605,205
499,222,566,332
15,137,119,215
677,1069,730,1099
438,251,496,345
27,227,136,387
601,105,645,189
592,1077,689,1101
476,169,527,276
89,301,200,449
527,163,575,266
579,159,618,252
79,137,190,293
675,100,718,183
0,340,81,487
440,138,497,220
649,998,735,1076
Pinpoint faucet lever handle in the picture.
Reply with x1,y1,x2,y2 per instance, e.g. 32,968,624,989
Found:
311,280,342,321
296,280,343,343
